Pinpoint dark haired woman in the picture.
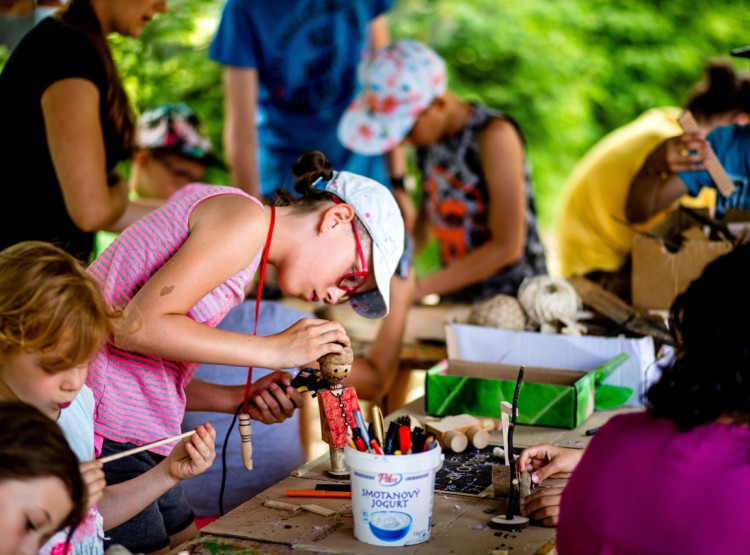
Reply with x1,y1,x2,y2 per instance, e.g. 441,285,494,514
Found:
0,0,167,262
556,60,750,298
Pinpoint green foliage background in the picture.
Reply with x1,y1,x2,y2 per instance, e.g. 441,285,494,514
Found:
3,0,750,238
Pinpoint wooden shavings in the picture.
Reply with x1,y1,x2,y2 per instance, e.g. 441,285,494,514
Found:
301,504,337,517
263,499,299,511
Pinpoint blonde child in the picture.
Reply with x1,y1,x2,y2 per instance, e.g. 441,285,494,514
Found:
0,401,87,555
0,241,217,555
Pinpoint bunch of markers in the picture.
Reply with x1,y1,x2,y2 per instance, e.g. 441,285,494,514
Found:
347,409,440,455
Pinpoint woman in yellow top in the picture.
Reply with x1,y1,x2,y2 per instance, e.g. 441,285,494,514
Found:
555,60,750,297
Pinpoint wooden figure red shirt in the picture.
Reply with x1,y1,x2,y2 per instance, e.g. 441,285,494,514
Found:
318,386,361,449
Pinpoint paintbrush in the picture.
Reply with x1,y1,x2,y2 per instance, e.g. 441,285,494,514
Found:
97,430,196,464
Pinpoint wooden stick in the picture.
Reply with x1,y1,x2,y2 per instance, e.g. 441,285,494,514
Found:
506,366,525,521
678,110,736,197
98,430,196,464
500,401,513,467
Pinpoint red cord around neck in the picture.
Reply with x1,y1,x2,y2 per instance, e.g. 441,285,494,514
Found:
242,205,275,414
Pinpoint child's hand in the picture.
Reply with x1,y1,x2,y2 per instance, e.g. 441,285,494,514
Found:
247,370,305,424
520,485,566,526
79,460,106,512
662,132,709,173
269,318,350,368
516,443,581,484
166,423,216,480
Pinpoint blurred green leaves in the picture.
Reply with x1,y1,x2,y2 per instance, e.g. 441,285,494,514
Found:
388,0,750,233
5,0,746,235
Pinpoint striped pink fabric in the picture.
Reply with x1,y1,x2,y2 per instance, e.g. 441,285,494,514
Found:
87,185,264,455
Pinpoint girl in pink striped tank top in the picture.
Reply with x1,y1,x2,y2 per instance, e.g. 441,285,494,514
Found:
86,151,405,551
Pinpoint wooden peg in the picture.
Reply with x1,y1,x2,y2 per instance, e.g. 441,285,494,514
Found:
500,401,513,466
441,430,469,453
425,414,482,453
238,412,253,470
465,425,490,449
98,430,196,464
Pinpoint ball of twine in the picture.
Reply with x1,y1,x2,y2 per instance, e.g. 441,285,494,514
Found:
467,294,528,330
517,276,584,334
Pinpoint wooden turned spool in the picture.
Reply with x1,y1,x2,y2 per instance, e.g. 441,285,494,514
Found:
238,412,253,471
442,430,468,453
327,446,349,478
465,425,490,449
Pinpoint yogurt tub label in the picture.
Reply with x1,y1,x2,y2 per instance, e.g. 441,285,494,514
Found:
345,449,443,547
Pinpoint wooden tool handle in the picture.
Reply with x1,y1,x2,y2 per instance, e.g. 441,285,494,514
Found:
239,412,253,471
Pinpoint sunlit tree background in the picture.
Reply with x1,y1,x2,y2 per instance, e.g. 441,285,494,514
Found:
3,0,750,250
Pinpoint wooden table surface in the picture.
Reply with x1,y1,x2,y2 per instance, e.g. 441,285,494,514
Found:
171,397,641,555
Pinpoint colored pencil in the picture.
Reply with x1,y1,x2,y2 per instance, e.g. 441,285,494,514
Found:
286,490,351,499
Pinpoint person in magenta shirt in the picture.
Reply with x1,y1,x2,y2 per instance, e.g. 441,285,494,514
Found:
552,243,750,554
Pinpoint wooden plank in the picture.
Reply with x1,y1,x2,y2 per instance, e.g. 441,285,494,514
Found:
566,276,674,345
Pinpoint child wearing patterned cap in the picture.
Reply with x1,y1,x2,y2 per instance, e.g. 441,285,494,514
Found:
132,103,225,201
95,103,225,254
339,40,547,302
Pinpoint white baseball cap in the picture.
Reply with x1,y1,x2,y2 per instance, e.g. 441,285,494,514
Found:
338,40,447,155
321,171,405,318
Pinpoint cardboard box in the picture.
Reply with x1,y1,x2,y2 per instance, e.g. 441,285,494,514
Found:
631,208,749,311
446,323,656,407
425,359,597,428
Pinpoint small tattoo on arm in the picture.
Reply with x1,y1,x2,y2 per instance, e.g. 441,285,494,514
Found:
160,286,175,296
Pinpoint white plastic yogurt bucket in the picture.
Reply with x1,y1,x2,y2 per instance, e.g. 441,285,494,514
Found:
344,445,444,546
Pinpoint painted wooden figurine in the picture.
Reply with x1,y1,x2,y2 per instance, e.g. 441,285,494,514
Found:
317,346,359,478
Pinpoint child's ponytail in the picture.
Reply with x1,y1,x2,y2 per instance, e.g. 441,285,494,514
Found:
274,150,336,206
291,150,335,198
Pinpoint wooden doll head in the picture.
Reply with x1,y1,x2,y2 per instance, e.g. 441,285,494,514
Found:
318,346,354,386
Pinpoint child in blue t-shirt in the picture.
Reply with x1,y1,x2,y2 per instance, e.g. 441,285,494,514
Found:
627,123,750,222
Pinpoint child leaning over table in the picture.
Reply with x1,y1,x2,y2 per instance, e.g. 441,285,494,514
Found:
338,39,547,303
85,150,405,552
0,241,217,555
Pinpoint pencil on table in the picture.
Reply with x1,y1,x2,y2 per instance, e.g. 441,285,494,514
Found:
286,489,351,499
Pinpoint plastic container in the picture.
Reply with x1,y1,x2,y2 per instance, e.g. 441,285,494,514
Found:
344,445,444,546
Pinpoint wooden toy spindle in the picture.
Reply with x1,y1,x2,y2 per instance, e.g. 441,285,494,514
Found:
239,412,253,470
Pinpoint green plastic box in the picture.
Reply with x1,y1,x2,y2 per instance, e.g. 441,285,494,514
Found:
424,354,631,429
